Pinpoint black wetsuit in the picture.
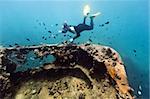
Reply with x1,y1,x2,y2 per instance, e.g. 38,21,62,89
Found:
69,17,94,40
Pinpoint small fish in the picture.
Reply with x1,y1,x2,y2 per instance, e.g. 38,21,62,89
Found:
89,39,92,42
77,42,80,44
85,43,90,46
9,45,13,47
14,43,19,45
55,24,58,26
55,34,58,36
133,49,136,53
26,38,30,41
105,21,110,24
48,31,51,33
43,22,45,26
99,24,104,27
42,36,45,39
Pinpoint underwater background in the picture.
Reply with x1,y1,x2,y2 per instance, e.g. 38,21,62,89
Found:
0,0,149,98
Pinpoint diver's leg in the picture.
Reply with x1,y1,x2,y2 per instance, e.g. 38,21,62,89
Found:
74,17,93,33
89,17,94,29
83,12,90,24
83,16,87,24
82,18,93,30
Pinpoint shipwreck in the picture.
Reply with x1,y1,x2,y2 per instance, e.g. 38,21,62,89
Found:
0,43,134,99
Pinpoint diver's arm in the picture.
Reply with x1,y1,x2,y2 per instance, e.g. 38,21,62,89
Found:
73,33,80,40
69,33,80,42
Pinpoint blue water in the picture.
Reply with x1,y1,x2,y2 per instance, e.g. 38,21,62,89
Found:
0,0,149,98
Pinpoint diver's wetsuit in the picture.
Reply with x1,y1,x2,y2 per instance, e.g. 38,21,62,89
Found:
69,16,94,40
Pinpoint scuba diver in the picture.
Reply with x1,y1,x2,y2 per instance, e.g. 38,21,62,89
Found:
60,5,100,42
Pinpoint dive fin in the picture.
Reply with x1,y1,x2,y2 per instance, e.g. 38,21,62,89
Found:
90,12,101,18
